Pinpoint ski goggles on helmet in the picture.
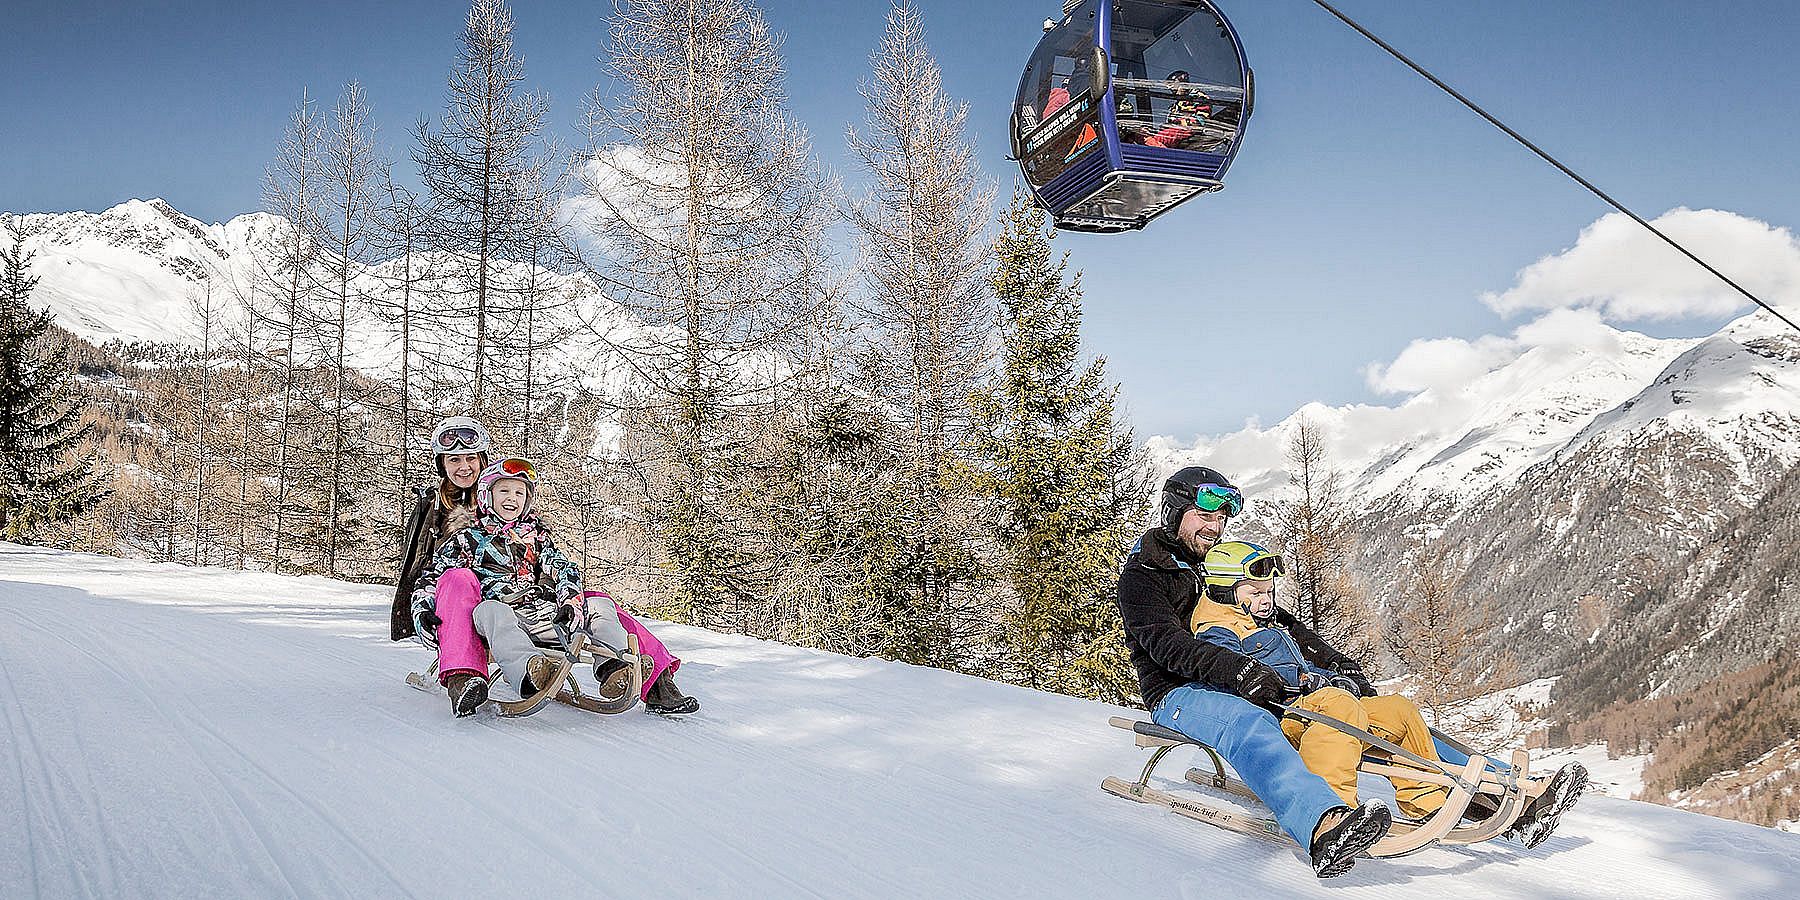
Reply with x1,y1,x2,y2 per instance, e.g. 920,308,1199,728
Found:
1241,552,1286,580
435,426,485,452
1192,484,1243,517
497,457,536,479
1203,542,1285,588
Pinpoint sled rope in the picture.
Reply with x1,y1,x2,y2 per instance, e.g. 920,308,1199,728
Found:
1306,0,1800,336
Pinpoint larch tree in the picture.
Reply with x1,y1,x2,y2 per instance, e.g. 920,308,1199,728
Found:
369,176,431,511
413,0,555,416
1271,415,1380,663
0,232,109,541
578,0,832,629
311,81,383,575
1384,533,1517,729
963,192,1148,701
846,1,995,667
258,91,328,573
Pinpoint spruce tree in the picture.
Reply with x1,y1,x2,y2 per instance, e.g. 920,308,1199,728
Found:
0,235,109,541
963,193,1148,702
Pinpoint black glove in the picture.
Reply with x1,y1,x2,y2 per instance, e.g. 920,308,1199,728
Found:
553,604,576,627
418,608,442,637
1232,657,1288,707
1332,660,1376,697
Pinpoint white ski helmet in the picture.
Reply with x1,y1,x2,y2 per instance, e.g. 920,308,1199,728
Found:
430,416,492,455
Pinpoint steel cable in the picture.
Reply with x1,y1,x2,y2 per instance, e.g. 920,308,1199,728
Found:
1306,0,1800,334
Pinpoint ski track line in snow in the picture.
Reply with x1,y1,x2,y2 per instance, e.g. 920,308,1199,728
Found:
0,641,48,896
0,600,188,898
0,597,326,899
0,582,485,898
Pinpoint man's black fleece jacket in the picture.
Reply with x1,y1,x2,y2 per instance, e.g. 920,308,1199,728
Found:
1117,526,1352,711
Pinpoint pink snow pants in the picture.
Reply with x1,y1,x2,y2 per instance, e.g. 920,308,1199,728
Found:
434,568,488,682
586,590,680,701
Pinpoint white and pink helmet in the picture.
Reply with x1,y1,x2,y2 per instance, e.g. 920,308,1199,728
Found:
476,457,539,518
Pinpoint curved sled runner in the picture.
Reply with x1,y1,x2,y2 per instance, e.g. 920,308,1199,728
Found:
1100,711,1531,857
406,630,645,717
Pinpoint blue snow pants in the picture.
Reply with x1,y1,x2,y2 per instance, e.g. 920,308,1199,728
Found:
1433,737,1518,778
1153,683,1346,847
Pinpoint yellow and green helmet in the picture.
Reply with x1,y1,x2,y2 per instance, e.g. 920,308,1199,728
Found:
1202,541,1287,591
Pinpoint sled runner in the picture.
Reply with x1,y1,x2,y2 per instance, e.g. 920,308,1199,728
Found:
1100,709,1532,857
406,629,645,717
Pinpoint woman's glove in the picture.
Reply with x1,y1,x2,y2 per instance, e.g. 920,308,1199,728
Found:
1332,660,1376,697
553,604,577,627
417,608,442,637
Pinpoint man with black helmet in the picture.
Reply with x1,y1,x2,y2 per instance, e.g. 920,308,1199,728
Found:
1117,466,1391,877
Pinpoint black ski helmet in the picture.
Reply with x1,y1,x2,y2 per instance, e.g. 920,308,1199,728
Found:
1160,466,1237,532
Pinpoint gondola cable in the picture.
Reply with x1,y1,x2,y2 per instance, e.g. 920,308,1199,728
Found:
1306,0,1800,336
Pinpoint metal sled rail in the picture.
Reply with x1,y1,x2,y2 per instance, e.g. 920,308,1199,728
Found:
1100,715,1531,858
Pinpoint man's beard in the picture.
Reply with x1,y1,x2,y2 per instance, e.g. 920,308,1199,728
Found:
1182,530,1220,557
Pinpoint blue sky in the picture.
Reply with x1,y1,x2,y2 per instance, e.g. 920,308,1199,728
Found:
4,0,1797,439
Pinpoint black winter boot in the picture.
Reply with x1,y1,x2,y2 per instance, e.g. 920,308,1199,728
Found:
446,673,488,717
1508,762,1588,848
645,671,700,715
1309,802,1391,878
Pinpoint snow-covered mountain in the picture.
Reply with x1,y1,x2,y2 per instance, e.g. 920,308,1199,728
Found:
1,199,650,397
3,541,1797,898
2,199,277,345
1147,318,1704,515
1144,308,1800,822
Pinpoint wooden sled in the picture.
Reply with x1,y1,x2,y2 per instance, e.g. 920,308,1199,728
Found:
407,630,644,717
1101,710,1532,858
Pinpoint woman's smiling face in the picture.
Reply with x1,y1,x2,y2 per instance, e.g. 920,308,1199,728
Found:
443,452,483,489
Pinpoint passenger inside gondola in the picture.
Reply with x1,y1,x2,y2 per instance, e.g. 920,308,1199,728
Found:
1044,54,1091,119
1144,70,1213,148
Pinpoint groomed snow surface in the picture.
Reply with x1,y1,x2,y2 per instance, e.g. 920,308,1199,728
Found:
3,543,1795,899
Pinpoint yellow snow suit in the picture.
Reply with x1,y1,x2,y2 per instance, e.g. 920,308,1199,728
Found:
1190,600,1450,818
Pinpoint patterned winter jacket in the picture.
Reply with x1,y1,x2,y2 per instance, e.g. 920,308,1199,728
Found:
409,508,586,648
1190,598,1360,698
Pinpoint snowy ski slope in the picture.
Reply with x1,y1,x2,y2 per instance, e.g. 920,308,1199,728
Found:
2,542,1795,899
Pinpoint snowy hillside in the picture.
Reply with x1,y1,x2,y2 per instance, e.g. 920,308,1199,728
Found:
3,542,1796,899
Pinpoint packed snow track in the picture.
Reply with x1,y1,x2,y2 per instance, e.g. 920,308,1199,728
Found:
2,543,1795,898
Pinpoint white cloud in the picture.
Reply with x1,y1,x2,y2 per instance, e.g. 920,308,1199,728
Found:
1482,208,1800,322
1511,307,1623,353
1364,334,1517,395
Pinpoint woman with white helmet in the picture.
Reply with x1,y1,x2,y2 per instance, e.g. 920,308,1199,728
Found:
390,415,698,716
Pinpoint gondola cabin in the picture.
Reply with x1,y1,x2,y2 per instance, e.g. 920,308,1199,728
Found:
1013,0,1253,233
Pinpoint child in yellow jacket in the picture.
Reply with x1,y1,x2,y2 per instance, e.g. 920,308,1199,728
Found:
1194,541,1588,844
1192,541,1452,819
